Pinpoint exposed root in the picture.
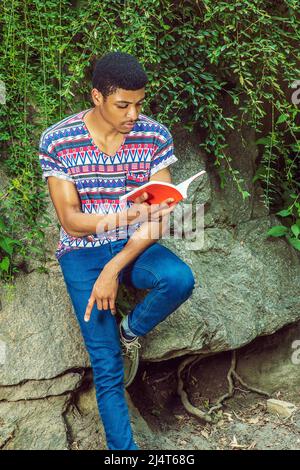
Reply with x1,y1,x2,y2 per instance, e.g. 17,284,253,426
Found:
232,369,271,398
207,349,237,415
177,350,271,423
152,371,174,385
0,428,16,450
177,355,212,423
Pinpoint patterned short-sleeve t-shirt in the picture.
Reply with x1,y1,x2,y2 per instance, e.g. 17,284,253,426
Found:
38,108,178,261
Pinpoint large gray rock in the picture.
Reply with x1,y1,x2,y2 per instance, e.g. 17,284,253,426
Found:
237,320,300,398
125,125,300,360
142,214,300,360
0,268,89,385
0,267,176,450
0,372,83,401
0,395,71,450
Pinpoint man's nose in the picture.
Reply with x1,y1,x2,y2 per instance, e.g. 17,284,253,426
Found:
126,107,138,121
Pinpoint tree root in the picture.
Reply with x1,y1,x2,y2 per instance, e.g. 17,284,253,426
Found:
177,349,271,423
177,354,213,423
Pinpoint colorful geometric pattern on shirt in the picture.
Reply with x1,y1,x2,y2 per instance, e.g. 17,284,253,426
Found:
38,109,178,260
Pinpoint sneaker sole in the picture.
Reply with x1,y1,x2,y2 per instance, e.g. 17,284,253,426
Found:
124,348,139,388
119,322,140,388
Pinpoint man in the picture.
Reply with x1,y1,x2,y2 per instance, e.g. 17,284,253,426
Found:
38,51,195,450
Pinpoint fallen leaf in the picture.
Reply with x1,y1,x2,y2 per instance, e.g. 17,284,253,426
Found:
247,441,257,450
248,416,260,424
224,412,234,422
229,435,248,449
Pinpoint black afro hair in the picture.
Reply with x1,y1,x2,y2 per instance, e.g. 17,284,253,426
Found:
92,51,148,99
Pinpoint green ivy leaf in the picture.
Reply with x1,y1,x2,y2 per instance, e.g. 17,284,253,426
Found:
288,237,300,251
0,256,10,273
255,137,270,145
276,114,288,124
291,224,300,238
241,190,251,199
267,225,289,237
0,237,14,255
276,209,292,217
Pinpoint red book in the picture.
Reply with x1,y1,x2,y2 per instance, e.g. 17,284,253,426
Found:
120,170,206,205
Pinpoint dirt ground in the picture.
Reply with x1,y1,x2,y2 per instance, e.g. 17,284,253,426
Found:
129,355,300,450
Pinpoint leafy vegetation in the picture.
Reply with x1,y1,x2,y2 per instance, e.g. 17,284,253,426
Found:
0,0,299,283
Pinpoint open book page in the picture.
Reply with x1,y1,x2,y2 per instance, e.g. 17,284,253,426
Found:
120,170,206,205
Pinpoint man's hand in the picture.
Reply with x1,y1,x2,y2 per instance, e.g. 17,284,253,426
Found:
84,266,119,322
83,193,176,322
126,192,176,225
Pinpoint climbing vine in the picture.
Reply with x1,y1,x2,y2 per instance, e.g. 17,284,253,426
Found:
0,0,299,283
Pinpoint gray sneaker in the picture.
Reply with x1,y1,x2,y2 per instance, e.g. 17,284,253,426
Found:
119,322,141,388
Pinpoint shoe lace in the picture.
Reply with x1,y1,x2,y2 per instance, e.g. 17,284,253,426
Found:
120,336,141,357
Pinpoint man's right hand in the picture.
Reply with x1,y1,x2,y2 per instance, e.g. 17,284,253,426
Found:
125,192,176,225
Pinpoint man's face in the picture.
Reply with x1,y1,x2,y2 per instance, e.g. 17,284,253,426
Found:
95,87,146,134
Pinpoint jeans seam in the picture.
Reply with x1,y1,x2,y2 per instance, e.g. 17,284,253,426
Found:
125,264,164,333
123,263,162,285
128,270,195,334
129,287,163,333
126,261,193,333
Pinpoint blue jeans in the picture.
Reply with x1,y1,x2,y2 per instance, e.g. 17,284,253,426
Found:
58,237,195,450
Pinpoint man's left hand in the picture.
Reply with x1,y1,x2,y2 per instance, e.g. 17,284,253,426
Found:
84,267,119,322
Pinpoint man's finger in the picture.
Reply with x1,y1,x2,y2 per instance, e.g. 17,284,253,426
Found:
162,199,177,213
162,197,175,206
84,295,95,322
133,192,149,204
152,198,174,214
163,204,176,216
156,204,176,221
109,298,117,316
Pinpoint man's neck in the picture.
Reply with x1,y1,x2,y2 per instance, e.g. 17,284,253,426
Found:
84,107,121,143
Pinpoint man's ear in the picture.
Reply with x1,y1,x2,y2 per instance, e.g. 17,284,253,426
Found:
91,88,104,106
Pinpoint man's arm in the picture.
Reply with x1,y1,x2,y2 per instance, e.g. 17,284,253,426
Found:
46,176,161,237
103,167,176,277
47,176,130,237
83,167,178,321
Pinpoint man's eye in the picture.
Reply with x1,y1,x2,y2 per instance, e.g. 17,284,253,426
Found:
117,103,143,109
